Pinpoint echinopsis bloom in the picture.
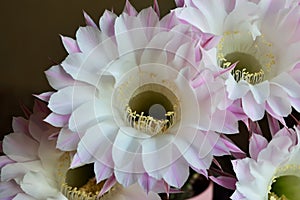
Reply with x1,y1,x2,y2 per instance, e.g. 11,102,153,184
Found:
174,0,300,121
0,101,69,200
0,101,161,200
231,126,300,200
41,1,242,193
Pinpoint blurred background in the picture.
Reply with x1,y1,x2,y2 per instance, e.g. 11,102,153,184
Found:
0,0,176,138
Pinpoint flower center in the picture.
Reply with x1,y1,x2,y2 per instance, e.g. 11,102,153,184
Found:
217,31,275,84
126,83,179,136
269,175,300,200
61,164,111,200
268,164,300,200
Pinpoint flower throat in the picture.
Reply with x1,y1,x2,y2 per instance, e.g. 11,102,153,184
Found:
126,84,178,136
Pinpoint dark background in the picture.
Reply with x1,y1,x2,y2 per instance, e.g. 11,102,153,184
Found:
0,0,176,137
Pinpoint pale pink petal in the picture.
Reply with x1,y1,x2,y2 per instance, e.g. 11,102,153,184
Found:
20,172,59,199
34,92,54,102
153,0,160,16
175,0,185,7
56,127,80,151
160,12,179,30
290,96,300,112
231,190,246,200
242,93,265,121
76,121,117,166
162,157,189,188
3,133,39,162
138,7,159,30
123,0,138,16
209,176,236,190
1,161,41,182
94,162,113,183
0,156,14,168
60,35,80,54
249,133,268,160
12,117,29,135
272,72,300,98
99,10,117,37
98,175,116,197
45,65,76,90
0,181,22,199
76,26,103,52
83,11,98,28
44,113,70,127
267,94,292,117
267,113,280,136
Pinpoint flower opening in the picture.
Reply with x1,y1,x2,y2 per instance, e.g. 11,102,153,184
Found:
125,83,179,136
218,31,275,84
61,164,108,200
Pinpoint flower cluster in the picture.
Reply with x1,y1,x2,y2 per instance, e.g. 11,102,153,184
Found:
1,0,300,199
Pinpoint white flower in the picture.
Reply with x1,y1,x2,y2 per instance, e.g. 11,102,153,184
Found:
174,0,300,121
42,1,242,193
0,101,69,200
231,127,300,199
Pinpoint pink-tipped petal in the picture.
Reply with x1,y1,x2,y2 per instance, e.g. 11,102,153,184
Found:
100,10,117,37
60,35,80,54
153,0,160,17
98,175,116,197
94,162,113,183
210,176,236,190
124,0,138,16
12,117,29,135
83,11,98,28
249,133,268,161
34,92,54,102
44,113,70,127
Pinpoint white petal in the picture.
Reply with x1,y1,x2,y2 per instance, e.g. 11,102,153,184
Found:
56,127,80,151
45,65,76,90
61,53,100,86
162,157,189,188
1,161,41,182
77,121,118,166
3,133,39,162
94,161,113,183
249,133,268,160
226,77,250,100
20,172,58,199
60,35,80,54
267,93,292,117
114,171,139,188
272,72,300,98
249,81,270,104
242,92,265,121
142,134,180,179
76,26,102,52
68,100,113,133
100,10,117,37
48,85,96,115
112,127,147,174
114,15,148,58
